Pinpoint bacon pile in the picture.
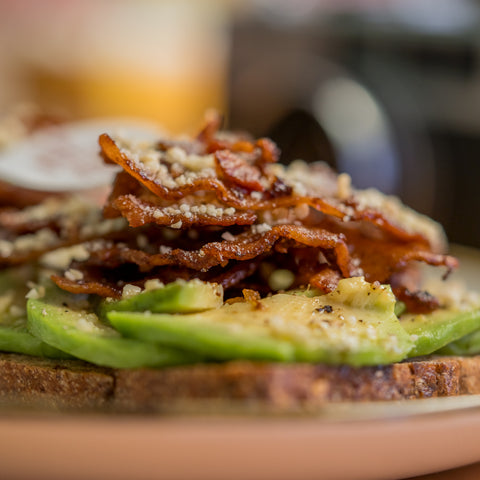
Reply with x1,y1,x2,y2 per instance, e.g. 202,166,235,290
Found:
39,113,455,313
0,194,127,268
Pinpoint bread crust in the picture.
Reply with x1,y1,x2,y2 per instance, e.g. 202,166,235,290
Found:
0,353,478,413
113,357,467,412
0,353,114,411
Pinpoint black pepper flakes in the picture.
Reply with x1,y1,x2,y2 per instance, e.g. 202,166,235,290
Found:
317,305,333,313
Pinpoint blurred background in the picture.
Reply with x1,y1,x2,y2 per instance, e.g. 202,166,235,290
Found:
0,0,479,247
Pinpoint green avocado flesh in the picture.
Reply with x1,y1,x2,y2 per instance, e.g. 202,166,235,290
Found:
401,308,480,357
27,289,198,368
7,273,480,368
0,268,67,358
434,327,480,356
107,278,413,366
99,279,223,317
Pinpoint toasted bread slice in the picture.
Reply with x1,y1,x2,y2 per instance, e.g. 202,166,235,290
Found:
0,353,479,413
113,357,476,412
0,353,113,411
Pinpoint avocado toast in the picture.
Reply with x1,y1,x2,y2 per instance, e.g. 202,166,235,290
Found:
1,113,480,413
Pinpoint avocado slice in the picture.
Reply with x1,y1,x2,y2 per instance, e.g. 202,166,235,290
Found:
0,318,69,359
437,328,480,356
400,308,480,357
27,287,198,368
283,287,324,298
99,279,223,318
107,277,413,366
0,268,68,358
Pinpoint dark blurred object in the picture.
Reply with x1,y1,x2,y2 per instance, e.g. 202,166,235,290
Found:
228,1,480,248
267,109,337,168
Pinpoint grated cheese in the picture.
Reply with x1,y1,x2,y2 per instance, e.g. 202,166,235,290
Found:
251,223,272,235
144,279,165,291
65,268,84,282
26,285,46,300
122,284,142,299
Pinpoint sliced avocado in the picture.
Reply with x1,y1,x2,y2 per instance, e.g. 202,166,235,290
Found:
0,268,67,358
99,279,223,318
394,301,407,317
437,328,480,356
402,308,480,357
27,287,198,368
0,323,68,358
0,289,69,359
107,277,413,366
284,287,324,298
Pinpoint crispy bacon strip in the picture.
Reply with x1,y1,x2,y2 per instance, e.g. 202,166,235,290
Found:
345,233,458,284
52,261,259,299
350,209,431,247
0,210,59,236
196,109,224,145
111,194,256,229
53,276,120,298
0,196,127,267
242,288,263,309
308,267,343,293
255,138,280,165
100,133,251,204
198,112,280,164
393,287,441,314
209,260,260,290
215,150,265,192
103,171,143,219
0,181,62,209
81,225,353,276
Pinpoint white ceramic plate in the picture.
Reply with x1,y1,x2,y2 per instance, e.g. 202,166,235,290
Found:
0,118,162,191
1,398,480,480
1,245,480,480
